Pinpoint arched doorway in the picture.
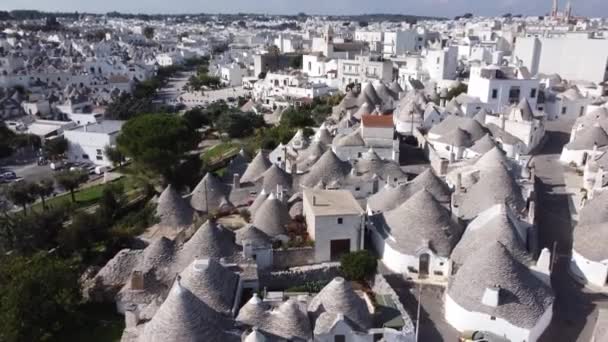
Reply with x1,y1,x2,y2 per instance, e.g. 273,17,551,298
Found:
419,253,430,279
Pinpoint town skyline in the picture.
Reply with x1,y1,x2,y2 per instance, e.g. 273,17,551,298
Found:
1,0,605,18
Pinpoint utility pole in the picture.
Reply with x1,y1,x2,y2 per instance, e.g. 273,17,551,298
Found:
415,284,422,342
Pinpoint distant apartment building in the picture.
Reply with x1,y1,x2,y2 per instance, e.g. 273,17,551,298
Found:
337,55,393,88
467,64,541,113
513,32,608,85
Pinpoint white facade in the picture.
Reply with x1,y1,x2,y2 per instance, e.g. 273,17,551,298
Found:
337,56,393,88
424,47,458,81
370,227,451,282
63,121,124,166
445,294,553,342
513,34,608,84
544,90,592,121
303,189,365,263
468,65,541,113
570,250,608,290
220,64,243,87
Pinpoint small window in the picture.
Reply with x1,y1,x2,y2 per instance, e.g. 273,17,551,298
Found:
96,155,103,161
491,89,498,99
434,271,444,276
530,89,537,98
562,107,567,114
335,336,346,342
490,316,496,321
337,217,343,224
96,149,102,155
82,154,89,159
355,187,360,191
407,266,418,273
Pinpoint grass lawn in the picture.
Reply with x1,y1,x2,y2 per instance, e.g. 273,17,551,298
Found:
201,141,239,164
29,176,136,213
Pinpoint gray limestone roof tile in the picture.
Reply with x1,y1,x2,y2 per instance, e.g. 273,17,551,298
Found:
380,190,463,257
261,164,293,193
566,126,608,150
156,184,194,229
458,164,525,221
235,224,272,246
178,258,239,315
300,150,351,188
308,277,372,330
448,242,554,329
140,279,238,342
451,204,532,267
241,151,272,184
252,193,290,237
190,173,231,213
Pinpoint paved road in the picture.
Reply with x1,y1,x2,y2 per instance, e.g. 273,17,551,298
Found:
384,274,459,342
157,71,250,108
534,120,608,342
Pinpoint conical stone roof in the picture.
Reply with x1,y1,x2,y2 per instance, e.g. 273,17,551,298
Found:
179,258,239,315
236,224,272,246
261,164,292,193
451,204,532,267
300,150,351,188
248,189,268,217
448,242,554,329
140,279,235,342
190,173,230,213
308,277,371,330
241,151,272,184
381,190,463,257
156,184,194,228
459,164,525,221
177,220,238,267
252,193,290,237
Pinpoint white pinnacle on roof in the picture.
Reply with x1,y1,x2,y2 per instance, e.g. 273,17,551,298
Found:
178,258,239,315
248,189,268,217
252,193,290,237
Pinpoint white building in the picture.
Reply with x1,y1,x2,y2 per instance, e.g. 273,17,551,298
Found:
369,189,463,282
302,189,365,263
424,46,459,81
513,33,608,85
467,64,541,113
63,120,124,166
445,242,554,342
544,87,593,121
337,55,393,89
220,63,244,87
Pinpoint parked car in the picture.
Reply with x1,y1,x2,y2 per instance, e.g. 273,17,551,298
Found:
459,331,510,342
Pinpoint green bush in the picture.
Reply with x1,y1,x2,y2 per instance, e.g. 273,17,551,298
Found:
340,250,377,281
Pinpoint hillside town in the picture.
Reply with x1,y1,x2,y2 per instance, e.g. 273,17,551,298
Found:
0,1,608,342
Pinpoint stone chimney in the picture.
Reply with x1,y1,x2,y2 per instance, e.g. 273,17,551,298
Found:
130,270,144,291
482,286,501,307
233,173,240,189
124,306,139,329
528,199,536,224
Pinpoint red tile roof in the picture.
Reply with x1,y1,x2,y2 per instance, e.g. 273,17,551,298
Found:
361,115,394,128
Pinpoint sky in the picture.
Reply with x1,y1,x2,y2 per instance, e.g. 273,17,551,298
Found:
1,0,605,18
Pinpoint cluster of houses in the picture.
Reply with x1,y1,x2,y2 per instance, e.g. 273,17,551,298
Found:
4,6,608,341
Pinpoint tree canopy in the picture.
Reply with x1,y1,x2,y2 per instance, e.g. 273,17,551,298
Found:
0,253,81,342
116,113,198,179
